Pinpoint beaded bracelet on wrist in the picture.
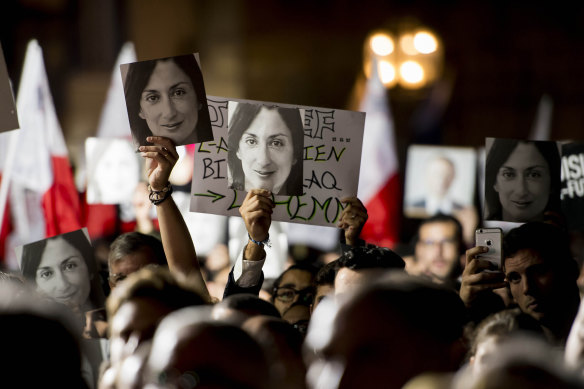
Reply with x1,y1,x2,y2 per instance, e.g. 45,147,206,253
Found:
148,182,173,205
248,233,271,248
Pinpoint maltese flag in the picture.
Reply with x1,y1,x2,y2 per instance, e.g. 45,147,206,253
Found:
82,42,137,239
2,40,81,267
357,60,400,248
96,41,136,138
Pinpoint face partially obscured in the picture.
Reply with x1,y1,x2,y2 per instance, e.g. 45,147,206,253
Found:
504,248,557,323
415,221,460,281
494,142,551,222
236,108,296,193
273,269,314,315
139,59,199,145
109,297,171,366
35,237,91,310
109,246,159,289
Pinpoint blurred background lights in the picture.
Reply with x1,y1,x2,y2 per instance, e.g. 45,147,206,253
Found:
399,34,418,56
364,25,442,90
378,60,397,86
413,31,438,54
400,60,424,85
370,33,394,56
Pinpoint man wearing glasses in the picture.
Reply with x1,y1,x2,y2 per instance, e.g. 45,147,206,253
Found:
413,213,465,287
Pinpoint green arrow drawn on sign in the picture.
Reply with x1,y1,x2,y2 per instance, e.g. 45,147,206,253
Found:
193,191,226,203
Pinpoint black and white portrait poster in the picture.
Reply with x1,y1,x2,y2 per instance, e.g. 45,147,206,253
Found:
190,96,366,227
0,42,18,133
561,142,584,230
404,145,476,219
120,53,213,147
484,137,561,223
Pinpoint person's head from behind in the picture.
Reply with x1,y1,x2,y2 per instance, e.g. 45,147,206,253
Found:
145,307,270,389
503,222,579,336
243,316,306,389
106,266,208,367
228,102,304,195
123,54,210,146
466,334,583,389
426,155,456,199
469,308,546,376
414,213,464,282
108,232,167,289
20,229,104,312
334,246,405,295
271,263,318,317
212,293,281,325
305,272,467,389
485,139,560,222
0,283,88,388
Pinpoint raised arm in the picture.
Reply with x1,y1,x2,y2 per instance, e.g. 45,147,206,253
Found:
139,136,210,299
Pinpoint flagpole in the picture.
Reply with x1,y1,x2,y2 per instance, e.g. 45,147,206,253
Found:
0,130,19,237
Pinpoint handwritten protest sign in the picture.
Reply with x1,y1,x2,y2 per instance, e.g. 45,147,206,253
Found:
561,142,584,230
0,42,18,133
190,96,366,227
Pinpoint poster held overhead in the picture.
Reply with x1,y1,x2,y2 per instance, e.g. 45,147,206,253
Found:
120,53,213,147
191,96,366,228
85,137,141,204
560,142,584,231
227,102,304,196
404,145,476,219
484,137,561,223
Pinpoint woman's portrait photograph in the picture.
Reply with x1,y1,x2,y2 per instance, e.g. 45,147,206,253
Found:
85,137,141,204
121,53,213,147
18,229,105,314
227,101,304,196
484,138,561,223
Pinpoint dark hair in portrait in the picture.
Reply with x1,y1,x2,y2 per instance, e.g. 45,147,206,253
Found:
227,102,304,196
484,138,561,221
20,229,106,309
122,53,212,147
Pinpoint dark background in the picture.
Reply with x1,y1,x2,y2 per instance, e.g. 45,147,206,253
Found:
1,0,582,242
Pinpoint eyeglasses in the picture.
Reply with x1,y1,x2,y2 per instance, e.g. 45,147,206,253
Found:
274,286,314,304
419,238,457,247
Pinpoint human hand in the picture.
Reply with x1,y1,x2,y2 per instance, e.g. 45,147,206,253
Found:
459,246,507,307
139,136,179,191
337,196,368,246
239,189,274,242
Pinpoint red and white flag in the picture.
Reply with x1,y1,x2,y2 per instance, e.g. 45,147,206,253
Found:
82,42,137,239
96,41,136,139
357,61,400,248
2,40,81,268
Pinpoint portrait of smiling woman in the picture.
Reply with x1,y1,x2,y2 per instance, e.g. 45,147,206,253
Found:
122,53,213,147
227,102,304,196
485,138,561,222
19,229,105,315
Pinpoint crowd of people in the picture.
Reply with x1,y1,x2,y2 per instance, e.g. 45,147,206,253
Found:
2,135,584,389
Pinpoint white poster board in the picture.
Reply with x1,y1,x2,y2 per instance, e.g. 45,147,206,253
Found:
190,96,366,227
